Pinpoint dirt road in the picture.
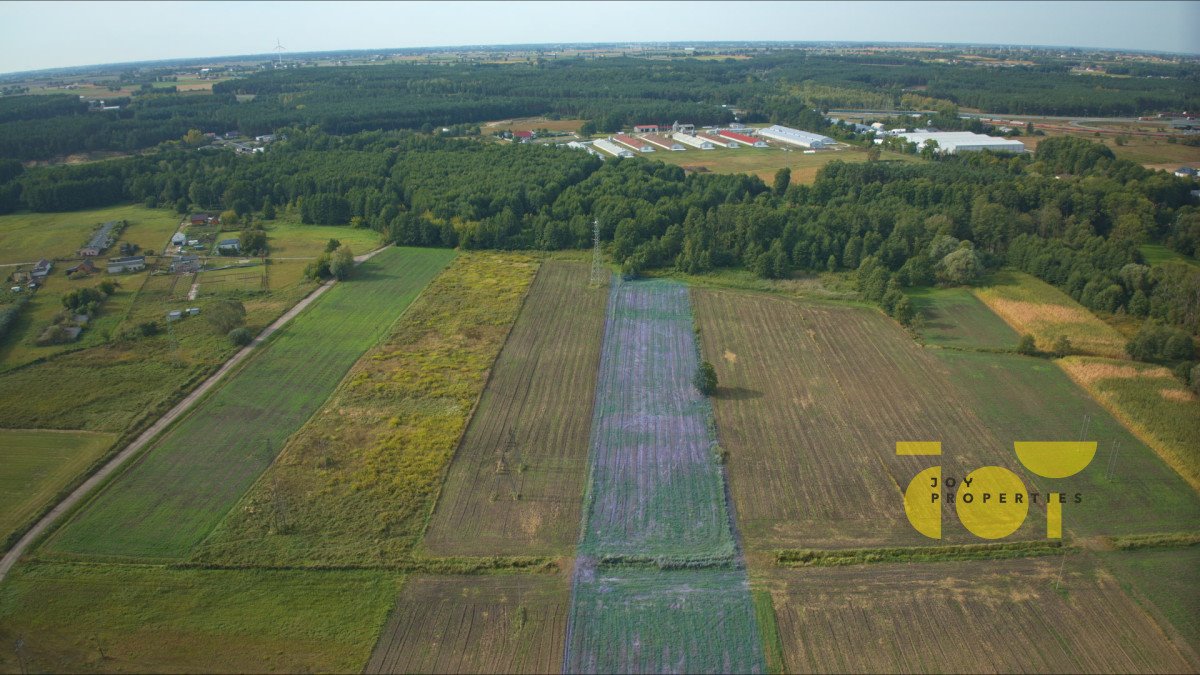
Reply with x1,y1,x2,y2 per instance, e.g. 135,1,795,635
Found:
0,246,388,582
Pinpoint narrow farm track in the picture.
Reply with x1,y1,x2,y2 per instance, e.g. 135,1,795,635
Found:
563,278,765,674
0,247,388,582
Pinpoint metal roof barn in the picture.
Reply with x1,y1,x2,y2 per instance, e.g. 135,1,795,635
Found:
896,131,1027,154
756,125,835,149
592,138,635,158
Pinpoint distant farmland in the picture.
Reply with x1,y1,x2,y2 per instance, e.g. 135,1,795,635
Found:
424,262,608,556
763,557,1199,672
366,574,569,675
43,247,454,560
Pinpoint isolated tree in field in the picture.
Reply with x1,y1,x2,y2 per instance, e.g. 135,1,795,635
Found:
206,298,246,335
866,145,881,162
239,228,268,256
324,238,341,253
694,360,718,396
772,167,791,196
227,326,254,346
1051,335,1073,358
329,245,355,280
1017,334,1038,356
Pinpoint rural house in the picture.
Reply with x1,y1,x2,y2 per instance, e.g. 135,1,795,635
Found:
79,220,119,256
216,238,242,254
106,256,146,274
30,259,53,279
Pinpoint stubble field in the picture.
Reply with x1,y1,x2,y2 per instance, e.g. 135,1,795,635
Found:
424,261,608,557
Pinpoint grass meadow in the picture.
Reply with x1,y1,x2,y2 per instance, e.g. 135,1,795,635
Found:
0,430,115,549
0,563,399,673
0,204,179,265
905,285,1021,350
974,269,1128,358
1100,546,1200,658
643,144,920,183
192,252,536,567
43,247,454,560
1058,355,1200,493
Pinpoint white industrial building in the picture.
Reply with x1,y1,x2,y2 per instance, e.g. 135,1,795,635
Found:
757,125,835,149
697,132,736,148
592,138,635,158
612,134,655,152
896,131,1027,155
642,135,685,151
673,132,714,150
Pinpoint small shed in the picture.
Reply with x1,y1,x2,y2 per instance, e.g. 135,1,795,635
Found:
171,232,187,245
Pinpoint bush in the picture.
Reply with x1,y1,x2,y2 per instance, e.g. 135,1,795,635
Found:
1017,334,1038,355
1051,335,1073,358
329,245,354,280
205,298,246,335
694,360,718,395
228,326,254,346
138,321,161,337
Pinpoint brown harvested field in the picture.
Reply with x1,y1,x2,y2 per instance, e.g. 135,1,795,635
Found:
365,573,570,675
761,557,1200,673
423,262,608,556
484,117,586,134
693,288,1041,550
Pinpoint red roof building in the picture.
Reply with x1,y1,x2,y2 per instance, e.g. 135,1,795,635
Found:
697,132,736,148
612,134,654,152
634,124,660,133
717,130,768,147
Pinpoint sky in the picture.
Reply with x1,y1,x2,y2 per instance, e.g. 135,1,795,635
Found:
1,1,1198,75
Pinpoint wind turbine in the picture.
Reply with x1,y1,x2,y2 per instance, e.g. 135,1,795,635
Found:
273,38,286,68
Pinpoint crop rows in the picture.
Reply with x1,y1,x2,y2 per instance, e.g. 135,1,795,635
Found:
424,262,609,556
764,557,1196,672
44,247,455,560
577,279,733,560
366,574,569,675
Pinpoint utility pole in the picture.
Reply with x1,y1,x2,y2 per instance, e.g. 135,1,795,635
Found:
589,218,606,288
1105,439,1121,482
13,637,27,675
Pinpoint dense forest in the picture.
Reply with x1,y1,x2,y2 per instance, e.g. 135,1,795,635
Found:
2,52,1198,161
2,128,1196,352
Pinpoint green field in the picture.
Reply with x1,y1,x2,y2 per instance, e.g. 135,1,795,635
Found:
1058,356,1200,493
1139,243,1200,269
564,567,765,673
974,269,1128,358
643,144,919,183
905,285,1021,350
0,204,179,265
44,247,454,560
1101,546,1200,656
932,349,1200,537
0,430,116,548
262,220,384,258
0,563,398,673
192,253,535,567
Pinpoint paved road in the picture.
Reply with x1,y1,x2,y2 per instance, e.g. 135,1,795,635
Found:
0,246,388,582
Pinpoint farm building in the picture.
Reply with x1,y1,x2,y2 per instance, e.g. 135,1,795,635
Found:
216,238,242,254
190,213,219,226
671,121,695,134
673,132,714,150
1174,166,1197,178
717,130,768,147
896,131,1026,155
31,259,52,279
171,232,187,246
512,131,533,142
66,259,97,276
170,255,201,274
565,141,589,150
612,134,655,152
79,221,119,256
106,256,146,274
697,132,736,148
757,125,835,149
642,135,685,151
633,124,660,134
592,138,634,158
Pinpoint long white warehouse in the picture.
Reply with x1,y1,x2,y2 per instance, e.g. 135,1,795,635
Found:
757,124,835,149
592,138,635,158
642,135,685,151
673,131,714,150
896,131,1026,155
